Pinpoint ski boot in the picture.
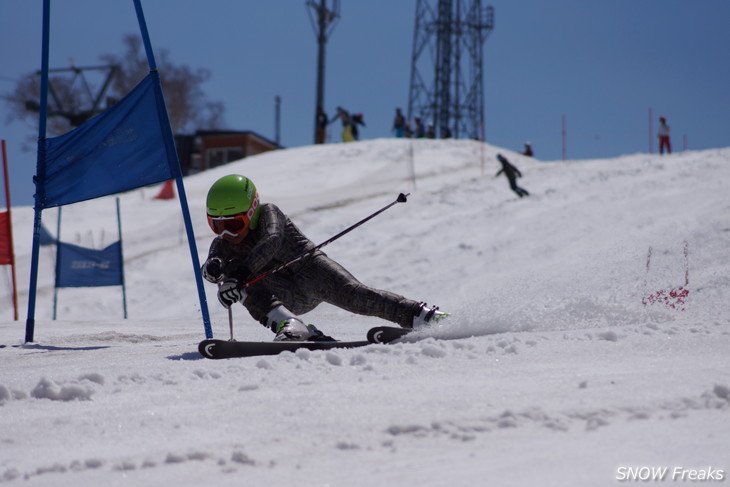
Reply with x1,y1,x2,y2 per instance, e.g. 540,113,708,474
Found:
412,302,449,328
267,305,334,342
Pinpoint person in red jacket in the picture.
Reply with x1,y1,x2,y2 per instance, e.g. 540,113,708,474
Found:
658,116,671,155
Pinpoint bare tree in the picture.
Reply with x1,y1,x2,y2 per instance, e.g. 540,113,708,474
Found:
101,35,224,133
3,34,225,137
4,71,78,138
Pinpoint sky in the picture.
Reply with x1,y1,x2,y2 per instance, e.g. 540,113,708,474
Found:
1,0,729,207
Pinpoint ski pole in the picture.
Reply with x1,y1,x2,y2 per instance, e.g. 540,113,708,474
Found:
241,192,409,289
227,303,234,341
218,281,236,340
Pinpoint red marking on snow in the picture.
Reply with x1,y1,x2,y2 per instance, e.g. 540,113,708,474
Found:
642,286,689,311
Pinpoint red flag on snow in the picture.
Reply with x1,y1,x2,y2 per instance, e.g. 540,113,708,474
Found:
153,179,175,200
0,211,11,265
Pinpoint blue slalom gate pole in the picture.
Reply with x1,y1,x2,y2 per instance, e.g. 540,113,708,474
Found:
132,0,212,338
25,0,51,342
116,198,128,319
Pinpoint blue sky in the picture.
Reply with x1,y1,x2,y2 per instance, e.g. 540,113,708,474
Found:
2,0,729,206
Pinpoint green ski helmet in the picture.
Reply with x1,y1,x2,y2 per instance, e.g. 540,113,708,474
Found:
206,174,261,236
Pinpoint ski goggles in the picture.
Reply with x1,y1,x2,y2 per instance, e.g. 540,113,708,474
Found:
207,212,251,237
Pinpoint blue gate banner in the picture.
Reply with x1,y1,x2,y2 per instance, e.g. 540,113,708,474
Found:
55,241,123,288
41,73,173,208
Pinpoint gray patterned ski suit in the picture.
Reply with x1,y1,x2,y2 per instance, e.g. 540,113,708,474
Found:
203,203,423,330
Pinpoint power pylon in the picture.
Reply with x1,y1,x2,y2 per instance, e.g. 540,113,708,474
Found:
306,0,340,144
408,0,494,140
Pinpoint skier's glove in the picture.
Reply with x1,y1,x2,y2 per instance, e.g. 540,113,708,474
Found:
218,279,247,308
202,257,224,283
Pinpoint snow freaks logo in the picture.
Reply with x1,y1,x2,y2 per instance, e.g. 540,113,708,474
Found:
616,466,725,482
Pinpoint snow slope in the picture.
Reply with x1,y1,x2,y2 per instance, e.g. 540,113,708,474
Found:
1,139,729,486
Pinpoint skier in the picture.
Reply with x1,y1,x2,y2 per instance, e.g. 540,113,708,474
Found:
495,154,530,198
201,174,448,341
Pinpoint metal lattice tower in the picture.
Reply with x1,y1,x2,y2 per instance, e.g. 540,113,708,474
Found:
26,64,119,127
408,0,494,140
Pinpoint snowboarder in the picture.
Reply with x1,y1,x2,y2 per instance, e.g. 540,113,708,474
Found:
201,174,447,342
658,116,671,155
495,154,530,198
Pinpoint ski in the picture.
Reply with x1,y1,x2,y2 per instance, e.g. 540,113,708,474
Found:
198,325,414,359
198,338,370,359
367,326,412,344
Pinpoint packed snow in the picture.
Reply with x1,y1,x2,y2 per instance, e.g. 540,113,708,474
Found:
1,138,729,486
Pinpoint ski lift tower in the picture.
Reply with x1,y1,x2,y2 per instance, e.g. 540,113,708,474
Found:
25,64,119,127
408,0,494,140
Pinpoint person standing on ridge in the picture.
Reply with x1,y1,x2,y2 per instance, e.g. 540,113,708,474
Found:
315,106,328,144
495,154,530,198
413,118,425,138
658,116,671,155
523,142,533,157
332,106,355,142
392,108,406,138
201,174,448,342
425,123,435,139
351,112,365,140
